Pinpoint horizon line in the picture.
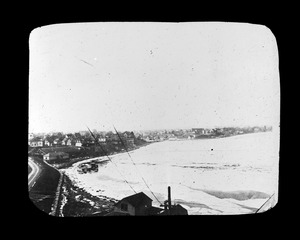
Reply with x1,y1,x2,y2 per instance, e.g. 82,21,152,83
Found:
28,124,275,134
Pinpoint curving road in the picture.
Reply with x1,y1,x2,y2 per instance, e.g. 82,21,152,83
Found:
28,157,41,190
28,155,62,214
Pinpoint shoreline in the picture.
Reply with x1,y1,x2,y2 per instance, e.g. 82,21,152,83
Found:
54,132,276,216
52,141,152,170
53,142,152,216
41,131,272,170
58,173,117,216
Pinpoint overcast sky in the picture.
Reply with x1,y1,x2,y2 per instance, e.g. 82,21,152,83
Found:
29,22,280,133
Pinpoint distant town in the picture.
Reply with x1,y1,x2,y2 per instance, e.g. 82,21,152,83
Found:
28,126,272,167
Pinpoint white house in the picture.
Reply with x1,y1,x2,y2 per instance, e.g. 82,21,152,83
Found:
98,137,106,143
75,140,82,147
61,137,69,145
44,140,52,147
53,138,61,145
66,139,72,146
29,139,43,147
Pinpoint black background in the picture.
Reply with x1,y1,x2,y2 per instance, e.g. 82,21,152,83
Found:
16,5,290,237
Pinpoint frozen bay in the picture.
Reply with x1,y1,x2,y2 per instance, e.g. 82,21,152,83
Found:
63,131,279,215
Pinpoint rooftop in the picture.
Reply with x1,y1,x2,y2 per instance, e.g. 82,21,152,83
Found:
117,192,152,207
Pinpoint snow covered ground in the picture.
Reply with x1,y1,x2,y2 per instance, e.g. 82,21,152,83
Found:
62,130,279,215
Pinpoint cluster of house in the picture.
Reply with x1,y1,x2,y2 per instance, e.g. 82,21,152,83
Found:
142,126,272,141
140,126,272,142
106,131,135,146
29,147,76,162
140,130,194,142
192,128,213,135
138,127,244,142
192,126,272,137
28,131,137,148
28,135,83,148
28,126,272,149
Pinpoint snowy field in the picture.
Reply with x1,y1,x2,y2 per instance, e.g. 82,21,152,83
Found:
62,131,279,215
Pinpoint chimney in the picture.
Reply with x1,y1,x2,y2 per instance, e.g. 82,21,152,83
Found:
164,200,168,210
168,186,171,213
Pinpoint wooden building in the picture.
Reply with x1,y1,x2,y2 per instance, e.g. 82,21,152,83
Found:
113,192,155,216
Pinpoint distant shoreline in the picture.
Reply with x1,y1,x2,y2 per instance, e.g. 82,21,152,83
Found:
193,131,272,140
64,132,272,166
61,131,273,172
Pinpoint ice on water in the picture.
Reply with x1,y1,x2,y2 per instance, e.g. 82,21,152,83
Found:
63,131,279,214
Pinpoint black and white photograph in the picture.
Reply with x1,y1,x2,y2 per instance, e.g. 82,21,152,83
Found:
28,22,280,216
